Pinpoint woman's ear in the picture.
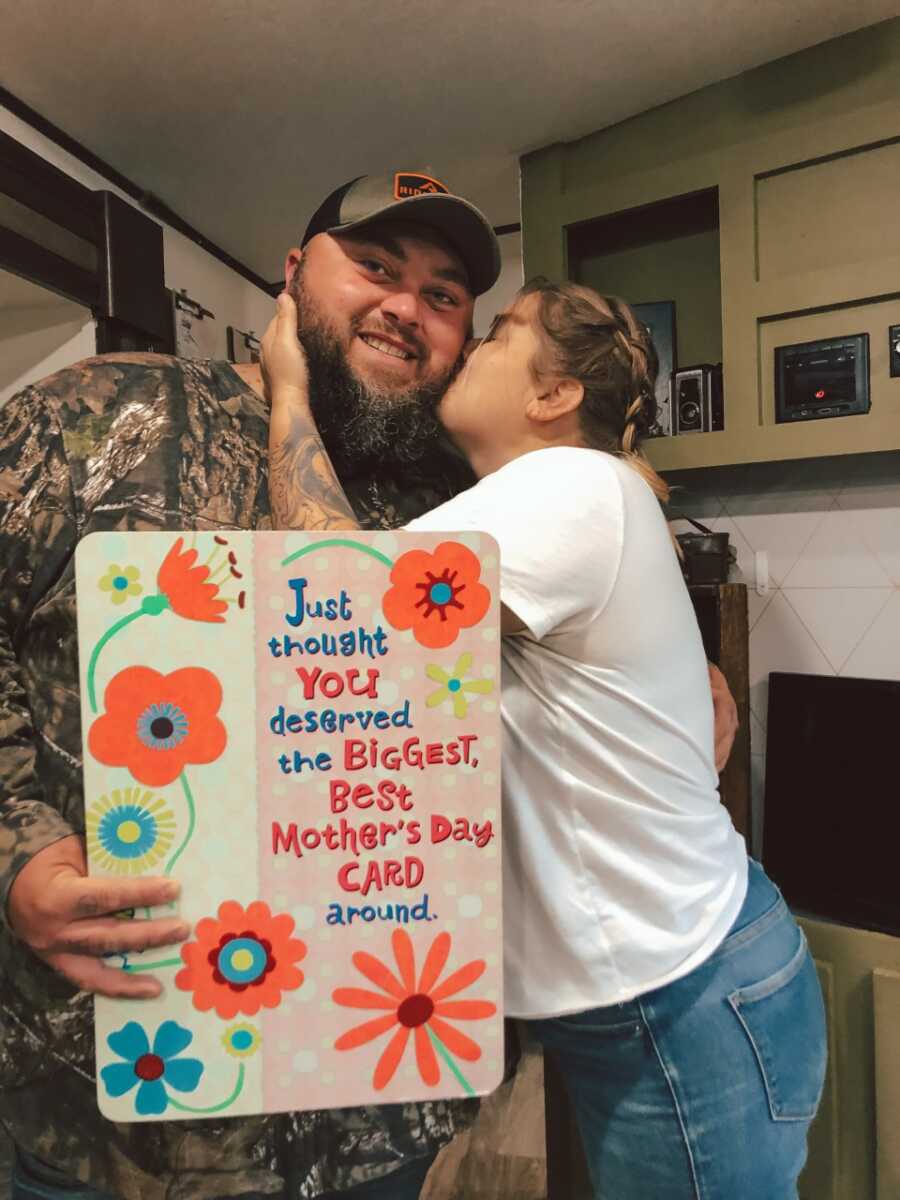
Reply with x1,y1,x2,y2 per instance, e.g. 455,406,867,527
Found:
526,377,584,423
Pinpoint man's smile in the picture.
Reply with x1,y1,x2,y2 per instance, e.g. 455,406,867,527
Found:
357,332,419,363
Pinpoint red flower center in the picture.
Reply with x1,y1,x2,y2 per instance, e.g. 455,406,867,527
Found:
134,1053,165,1081
397,993,435,1028
415,569,465,623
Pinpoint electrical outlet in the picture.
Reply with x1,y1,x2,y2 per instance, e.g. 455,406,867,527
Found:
890,324,900,378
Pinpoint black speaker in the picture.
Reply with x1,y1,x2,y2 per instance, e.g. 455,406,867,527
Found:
673,365,724,434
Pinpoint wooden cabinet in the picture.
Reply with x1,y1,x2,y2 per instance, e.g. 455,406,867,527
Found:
799,919,900,1200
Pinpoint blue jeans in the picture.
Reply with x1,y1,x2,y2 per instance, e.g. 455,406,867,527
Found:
11,1147,436,1200
527,860,827,1199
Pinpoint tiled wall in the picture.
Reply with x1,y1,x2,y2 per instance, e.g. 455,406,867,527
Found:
666,449,900,853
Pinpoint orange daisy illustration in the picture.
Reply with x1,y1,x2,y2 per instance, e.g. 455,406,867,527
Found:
176,900,307,1019
333,929,496,1092
381,542,491,649
88,665,226,788
157,537,230,623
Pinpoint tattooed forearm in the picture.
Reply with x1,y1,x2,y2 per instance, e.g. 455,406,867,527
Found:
268,399,360,531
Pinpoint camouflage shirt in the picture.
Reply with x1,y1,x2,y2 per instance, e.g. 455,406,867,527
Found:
0,354,479,1199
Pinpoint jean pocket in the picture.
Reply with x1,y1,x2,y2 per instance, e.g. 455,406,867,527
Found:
728,929,827,1122
552,1005,643,1039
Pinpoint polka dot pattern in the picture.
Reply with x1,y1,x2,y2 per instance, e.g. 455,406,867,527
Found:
82,528,504,1120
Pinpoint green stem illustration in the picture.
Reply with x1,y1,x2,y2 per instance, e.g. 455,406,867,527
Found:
281,539,395,570
168,1064,246,1114
86,593,170,712
164,773,197,877
86,611,145,713
122,957,183,973
427,1027,475,1097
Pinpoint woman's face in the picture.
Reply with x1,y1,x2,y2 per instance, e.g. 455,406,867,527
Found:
439,293,545,469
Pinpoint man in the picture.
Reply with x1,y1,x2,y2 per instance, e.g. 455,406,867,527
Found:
0,170,737,1200
0,172,498,1200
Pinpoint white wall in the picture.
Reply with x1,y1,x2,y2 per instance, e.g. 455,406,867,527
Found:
473,229,523,336
0,294,96,406
0,107,274,361
668,451,900,854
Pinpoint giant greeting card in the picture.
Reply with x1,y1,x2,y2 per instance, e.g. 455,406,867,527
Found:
75,530,503,1121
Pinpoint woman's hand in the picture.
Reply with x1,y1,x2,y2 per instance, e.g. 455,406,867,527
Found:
261,292,310,411
708,662,738,773
265,291,358,532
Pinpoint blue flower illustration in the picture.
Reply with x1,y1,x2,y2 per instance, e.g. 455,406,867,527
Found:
100,803,156,859
85,790,175,875
100,1020,203,1115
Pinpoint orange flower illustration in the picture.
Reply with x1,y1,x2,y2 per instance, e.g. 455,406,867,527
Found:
382,542,491,649
333,929,496,1091
176,900,306,1019
157,537,229,622
88,666,227,787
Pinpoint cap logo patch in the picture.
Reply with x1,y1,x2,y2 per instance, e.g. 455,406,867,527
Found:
394,173,450,199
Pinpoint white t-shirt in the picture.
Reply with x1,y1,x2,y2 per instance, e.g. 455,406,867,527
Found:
408,446,747,1018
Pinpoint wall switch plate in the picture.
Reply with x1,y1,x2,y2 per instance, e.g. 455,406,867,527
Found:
890,324,900,378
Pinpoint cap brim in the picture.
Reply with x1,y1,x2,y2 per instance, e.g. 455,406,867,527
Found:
327,193,501,297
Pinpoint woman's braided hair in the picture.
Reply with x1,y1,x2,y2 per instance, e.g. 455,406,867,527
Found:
519,277,670,504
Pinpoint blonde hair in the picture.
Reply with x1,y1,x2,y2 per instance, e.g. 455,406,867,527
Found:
519,278,670,504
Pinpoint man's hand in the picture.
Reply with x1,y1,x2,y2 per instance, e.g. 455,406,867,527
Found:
7,834,189,999
261,292,310,411
709,662,739,773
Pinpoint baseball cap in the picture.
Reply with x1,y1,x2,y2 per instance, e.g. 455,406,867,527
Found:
302,172,501,297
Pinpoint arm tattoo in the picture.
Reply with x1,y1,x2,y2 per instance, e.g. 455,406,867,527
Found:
268,405,359,531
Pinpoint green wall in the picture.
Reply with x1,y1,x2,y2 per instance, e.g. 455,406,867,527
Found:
576,227,722,367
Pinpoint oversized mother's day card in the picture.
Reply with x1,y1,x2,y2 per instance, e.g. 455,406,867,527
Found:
75,530,503,1121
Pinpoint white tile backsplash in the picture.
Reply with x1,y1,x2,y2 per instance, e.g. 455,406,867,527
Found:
727,509,828,587
748,592,833,729
782,508,894,588
840,590,900,679
782,587,892,673
835,488,900,585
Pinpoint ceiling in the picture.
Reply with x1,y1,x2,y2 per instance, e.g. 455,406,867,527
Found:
3,1,898,280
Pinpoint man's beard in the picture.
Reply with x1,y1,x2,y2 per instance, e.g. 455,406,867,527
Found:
290,277,464,481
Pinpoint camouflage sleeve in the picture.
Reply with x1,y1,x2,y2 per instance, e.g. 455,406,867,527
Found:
0,383,80,929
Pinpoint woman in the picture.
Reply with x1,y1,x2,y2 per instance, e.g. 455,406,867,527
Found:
263,279,827,1199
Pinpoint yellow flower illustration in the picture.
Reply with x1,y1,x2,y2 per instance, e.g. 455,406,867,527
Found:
98,564,143,605
425,652,494,719
86,789,176,874
222,1024,262,1059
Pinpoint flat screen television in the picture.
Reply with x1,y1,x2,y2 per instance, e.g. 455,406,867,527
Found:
762,671,900,937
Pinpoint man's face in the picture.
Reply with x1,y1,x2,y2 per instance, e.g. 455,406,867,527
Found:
284,225,475,473
289,224,474,388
